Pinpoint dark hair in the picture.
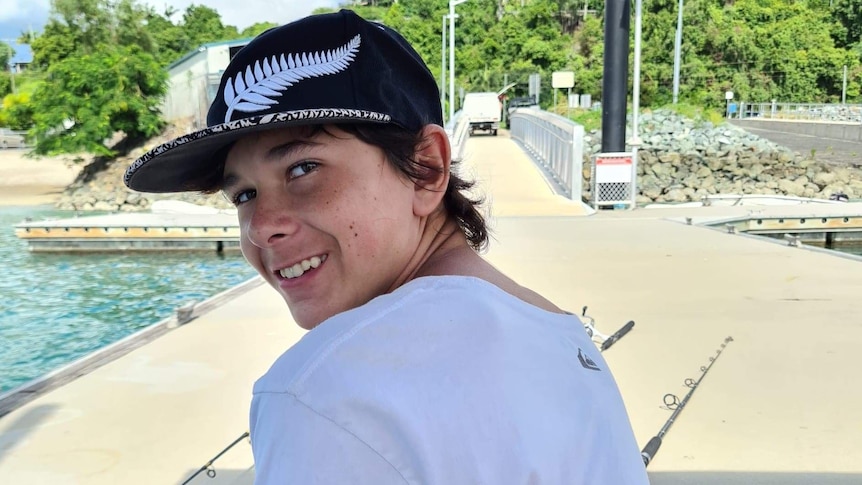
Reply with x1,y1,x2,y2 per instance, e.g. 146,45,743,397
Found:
201,123,489,251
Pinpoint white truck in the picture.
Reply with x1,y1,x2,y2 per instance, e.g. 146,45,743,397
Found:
462,92,502,136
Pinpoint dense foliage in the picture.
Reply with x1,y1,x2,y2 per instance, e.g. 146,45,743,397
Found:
320,0,861,109
0,42,14,69
2,0,275,156
2,0,860,156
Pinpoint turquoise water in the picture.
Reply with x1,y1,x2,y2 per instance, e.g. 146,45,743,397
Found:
760,234,862,256
823,243,862,256
2,206,859,395
0,206,258,393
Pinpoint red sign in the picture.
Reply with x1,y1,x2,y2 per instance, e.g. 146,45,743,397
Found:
596,157,632,165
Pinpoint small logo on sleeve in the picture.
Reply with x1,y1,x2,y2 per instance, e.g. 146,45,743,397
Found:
578,348,601,371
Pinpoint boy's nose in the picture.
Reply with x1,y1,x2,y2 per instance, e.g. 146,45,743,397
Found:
245,194,300,248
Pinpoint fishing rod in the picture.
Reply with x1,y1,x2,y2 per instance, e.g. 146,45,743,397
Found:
581,306,636,351
641,336,734,467
181,431,250,485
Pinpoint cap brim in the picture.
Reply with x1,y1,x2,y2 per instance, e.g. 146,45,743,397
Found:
125,108,392,193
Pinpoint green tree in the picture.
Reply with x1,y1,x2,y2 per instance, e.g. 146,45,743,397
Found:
627,0,859,106
145,8,193,66
183,4,239,48
0,72,11,99
20,0,168,155
240,22,279,38
0,92,35,130
12,0,860,153
570,14,604,102
475,0,571,104
30,0,156,68
831,0,862,50
29,21,79,68
143,6,266,67
699,0,851,103
114,0,155,52
29,45,166,156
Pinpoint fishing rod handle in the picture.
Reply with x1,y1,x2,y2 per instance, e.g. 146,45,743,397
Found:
600,320,635,351
641,436,662,466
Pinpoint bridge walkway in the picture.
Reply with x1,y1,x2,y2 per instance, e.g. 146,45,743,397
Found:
1,132,861,484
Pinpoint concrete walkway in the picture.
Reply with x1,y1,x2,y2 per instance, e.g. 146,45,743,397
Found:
0,280,297,484
2,132,862,484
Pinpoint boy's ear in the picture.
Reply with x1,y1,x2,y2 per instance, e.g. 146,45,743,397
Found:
412,124,452,217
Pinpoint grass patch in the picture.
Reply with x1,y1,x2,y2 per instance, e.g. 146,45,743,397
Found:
566,102,726,132
566,108,602,131
659,102,725,125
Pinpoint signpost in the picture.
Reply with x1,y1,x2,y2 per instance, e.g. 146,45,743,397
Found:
592,152,634,209
552,71,575,113
725,90,734,119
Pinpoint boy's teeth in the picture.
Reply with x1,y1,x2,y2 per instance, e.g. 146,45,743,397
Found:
280,255,325,279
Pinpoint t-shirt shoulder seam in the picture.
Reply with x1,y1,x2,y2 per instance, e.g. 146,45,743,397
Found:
291,393,411,484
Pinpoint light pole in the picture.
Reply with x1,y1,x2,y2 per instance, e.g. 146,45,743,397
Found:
672,0,683,104
1,38,17,95
441,14,448,118
7,64,14,95
449,0,468,122
630,0,643,209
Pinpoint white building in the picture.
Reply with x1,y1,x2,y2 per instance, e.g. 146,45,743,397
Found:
162,38,252,128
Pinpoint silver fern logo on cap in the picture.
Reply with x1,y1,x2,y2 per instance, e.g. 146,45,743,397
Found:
222,34,362,123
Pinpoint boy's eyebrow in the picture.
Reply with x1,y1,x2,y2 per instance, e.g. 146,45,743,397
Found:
265,139,320,162
221,139,321,193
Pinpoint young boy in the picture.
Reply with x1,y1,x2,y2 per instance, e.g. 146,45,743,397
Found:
125,9,648,484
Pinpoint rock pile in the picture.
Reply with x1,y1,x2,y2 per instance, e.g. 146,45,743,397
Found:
581,109,862,204
55,122,233,212
54,109,862,212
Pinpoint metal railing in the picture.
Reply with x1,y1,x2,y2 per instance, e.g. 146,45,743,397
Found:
736,102,862,123
508,108,585,201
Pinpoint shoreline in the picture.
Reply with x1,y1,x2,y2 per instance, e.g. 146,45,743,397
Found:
0,185,68,207
0,149,81,207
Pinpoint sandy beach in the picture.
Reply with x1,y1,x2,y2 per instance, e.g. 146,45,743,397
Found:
0,149,82,206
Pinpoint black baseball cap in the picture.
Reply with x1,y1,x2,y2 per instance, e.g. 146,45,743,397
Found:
125,9,443,193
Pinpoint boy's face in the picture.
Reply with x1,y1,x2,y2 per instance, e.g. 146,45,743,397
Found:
223,125,421,329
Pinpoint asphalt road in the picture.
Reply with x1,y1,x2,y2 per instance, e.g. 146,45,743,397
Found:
731,122,862,167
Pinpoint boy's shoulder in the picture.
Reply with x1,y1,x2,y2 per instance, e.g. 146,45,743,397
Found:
252,275,579,395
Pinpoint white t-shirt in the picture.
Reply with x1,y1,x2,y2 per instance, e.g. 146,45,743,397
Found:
250,276,648,484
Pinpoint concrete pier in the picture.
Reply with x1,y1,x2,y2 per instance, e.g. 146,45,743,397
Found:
14,212,240,253
1,132,861,484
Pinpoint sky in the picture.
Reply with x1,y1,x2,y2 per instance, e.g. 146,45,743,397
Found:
1,0,342,65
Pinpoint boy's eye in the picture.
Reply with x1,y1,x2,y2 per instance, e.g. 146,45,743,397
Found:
288,161,319,179
232,189,256,205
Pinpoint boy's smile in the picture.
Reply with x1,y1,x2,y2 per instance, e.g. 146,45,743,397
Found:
276,254,326,280
223,125,422,330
